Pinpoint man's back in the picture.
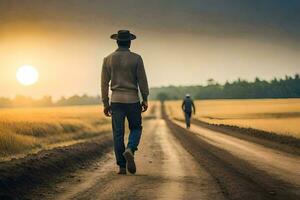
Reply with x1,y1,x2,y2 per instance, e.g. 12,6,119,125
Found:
101,47,149,106
106,48,141,92
182,97,195,113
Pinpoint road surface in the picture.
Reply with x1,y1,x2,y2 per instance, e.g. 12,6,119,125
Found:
39,104,300,200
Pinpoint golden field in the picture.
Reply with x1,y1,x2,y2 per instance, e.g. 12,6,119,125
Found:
0,105,111,160
165,99,300,138
0,102,158,160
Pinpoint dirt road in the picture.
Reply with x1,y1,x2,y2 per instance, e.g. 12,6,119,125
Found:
174,120,300,187
32,105,299,200
42,108,224,200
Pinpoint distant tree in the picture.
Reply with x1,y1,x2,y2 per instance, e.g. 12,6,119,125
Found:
0,97,12,108
12,95,34,107
255,77,261,83
56,94,100,106
36,96,53,107
207,78,216,85
157,92,169,103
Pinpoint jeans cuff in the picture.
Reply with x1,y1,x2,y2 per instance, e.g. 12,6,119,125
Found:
119,164,126,168
127,146,138,153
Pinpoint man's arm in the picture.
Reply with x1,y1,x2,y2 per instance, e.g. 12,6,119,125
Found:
182,100,185,111
192,100,196,114
137,56,149,111
101,58,110,111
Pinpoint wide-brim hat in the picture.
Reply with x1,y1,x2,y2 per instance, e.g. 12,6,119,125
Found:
110,30,136,41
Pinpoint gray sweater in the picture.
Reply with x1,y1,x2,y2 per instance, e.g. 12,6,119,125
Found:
101,47,149,107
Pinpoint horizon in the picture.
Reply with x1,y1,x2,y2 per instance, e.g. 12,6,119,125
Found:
1,0,300,99
0,73,298,101
0,73,299,100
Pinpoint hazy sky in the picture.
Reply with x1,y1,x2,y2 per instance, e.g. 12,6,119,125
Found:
0,0,299,99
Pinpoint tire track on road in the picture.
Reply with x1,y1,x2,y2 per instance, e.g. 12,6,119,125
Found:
163,109,300,200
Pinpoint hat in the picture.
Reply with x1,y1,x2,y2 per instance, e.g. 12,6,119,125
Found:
110,30,136,41
185,94,190,97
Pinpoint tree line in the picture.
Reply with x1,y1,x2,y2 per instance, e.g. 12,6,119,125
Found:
0,95,101,108
151,74,300,101
0,74,299,108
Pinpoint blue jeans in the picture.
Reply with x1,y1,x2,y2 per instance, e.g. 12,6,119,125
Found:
111,102,142,168
185,111,191,128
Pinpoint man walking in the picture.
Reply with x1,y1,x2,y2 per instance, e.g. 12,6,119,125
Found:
182,94,196,129
101,30,149,175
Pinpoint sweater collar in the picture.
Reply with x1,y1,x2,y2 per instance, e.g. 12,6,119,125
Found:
116,47,130,52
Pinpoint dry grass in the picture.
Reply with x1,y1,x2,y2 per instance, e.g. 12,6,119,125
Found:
0,102,159,160
0,105,111,159
165,99,300,138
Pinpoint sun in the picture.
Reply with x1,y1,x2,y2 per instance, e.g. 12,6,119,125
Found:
16,65,39,86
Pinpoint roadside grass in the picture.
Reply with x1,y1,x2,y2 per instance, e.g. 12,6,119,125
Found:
0,102,159,160
0,105,110,160
0,128,37,155
165,99,300,139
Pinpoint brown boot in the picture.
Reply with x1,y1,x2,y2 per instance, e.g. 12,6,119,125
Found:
123,148,136,174
118,167,127,175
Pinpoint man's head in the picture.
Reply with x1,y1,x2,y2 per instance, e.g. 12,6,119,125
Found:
117,40,131,48
111,30,136,49
185,94,191,99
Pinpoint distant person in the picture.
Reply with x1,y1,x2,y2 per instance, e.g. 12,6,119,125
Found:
101,30,149,175
182,94,195,129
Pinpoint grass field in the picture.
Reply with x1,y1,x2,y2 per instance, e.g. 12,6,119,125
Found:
0,105,112,160
0,102,158,160
165,99,300,138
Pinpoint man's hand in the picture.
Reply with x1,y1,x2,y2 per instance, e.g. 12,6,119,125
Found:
141,101,148,112
103,106,112,117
